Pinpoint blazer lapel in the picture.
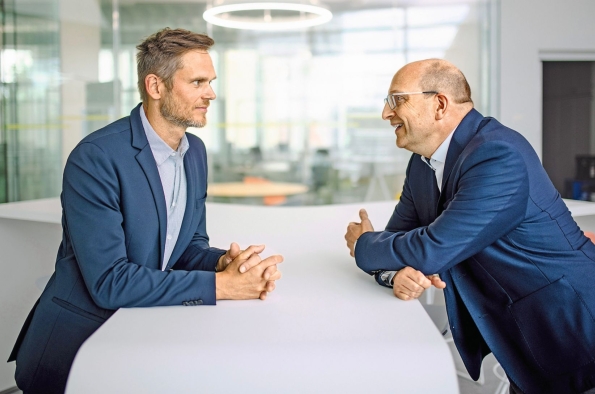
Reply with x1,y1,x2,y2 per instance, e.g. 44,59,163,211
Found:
437,109,485,214
130,104,168,268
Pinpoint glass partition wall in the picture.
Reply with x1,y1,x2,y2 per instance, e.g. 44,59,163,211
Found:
0,0,62,202
0,0,497,205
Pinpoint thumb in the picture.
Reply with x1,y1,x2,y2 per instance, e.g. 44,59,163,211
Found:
359,209,369,222
429,275,447,289
229,242,241,258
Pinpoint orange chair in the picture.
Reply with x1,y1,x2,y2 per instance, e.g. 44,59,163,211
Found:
243,176,286,206
584,231,595,243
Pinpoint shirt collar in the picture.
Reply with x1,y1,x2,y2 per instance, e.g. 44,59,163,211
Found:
140,105,189,166
419,126,457,173
431,126,456,164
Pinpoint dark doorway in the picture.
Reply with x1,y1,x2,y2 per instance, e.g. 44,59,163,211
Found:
542,61,595,199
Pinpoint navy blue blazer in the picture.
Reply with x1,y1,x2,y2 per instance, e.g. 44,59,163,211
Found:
9,104,225,393
355,109,595,393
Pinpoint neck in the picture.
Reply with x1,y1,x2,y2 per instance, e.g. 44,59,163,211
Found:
143,102,184,151
421,129,452,159
421,105,473,158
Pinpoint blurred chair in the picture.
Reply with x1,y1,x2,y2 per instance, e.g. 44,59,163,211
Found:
493,362,510,394
422,301,485,385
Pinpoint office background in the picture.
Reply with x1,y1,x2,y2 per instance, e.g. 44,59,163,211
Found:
2,0,496,205
1,0,594,206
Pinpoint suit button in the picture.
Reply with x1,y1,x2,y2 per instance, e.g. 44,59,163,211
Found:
182,301,189,306
196,299,203,305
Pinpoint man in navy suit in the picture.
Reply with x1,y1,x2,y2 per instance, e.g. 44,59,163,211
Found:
345,59,595,394
8,28,282,394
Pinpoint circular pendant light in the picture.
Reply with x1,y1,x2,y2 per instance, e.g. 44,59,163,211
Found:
203,2,333,31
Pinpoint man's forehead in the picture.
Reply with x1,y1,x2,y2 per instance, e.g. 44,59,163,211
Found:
388,73,418,93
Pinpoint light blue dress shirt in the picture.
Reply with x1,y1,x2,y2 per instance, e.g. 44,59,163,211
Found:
140,106,189,271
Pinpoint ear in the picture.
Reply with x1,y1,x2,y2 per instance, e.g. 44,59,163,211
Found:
435,93,448,120
145,74,164,100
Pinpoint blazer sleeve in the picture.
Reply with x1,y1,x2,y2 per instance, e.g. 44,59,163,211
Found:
173,207,226,272
63,142,217,309
355,139,529,275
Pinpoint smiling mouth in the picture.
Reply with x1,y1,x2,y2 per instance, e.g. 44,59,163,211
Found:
393,123,403,131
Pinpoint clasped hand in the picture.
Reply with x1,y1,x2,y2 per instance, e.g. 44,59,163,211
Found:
216,243,283,301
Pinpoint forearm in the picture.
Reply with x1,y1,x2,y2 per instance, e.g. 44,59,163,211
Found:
355,141,529,275
174,244,226,271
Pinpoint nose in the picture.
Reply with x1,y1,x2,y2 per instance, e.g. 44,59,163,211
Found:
382,102,394,121
205,83,216,100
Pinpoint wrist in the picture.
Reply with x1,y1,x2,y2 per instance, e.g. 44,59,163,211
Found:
215,271,230,300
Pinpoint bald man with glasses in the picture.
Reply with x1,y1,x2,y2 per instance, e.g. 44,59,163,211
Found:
345,59,595,394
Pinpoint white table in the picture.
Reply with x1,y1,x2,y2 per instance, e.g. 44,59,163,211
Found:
65,201,459,393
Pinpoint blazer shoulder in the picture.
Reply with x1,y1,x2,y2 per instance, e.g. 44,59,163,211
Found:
77,116,132,148
186,132,206,151
476,118,530,144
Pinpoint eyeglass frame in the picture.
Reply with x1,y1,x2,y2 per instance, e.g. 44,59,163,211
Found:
384,91,439,110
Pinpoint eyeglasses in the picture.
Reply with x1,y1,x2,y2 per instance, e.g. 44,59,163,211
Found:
384,91,438,110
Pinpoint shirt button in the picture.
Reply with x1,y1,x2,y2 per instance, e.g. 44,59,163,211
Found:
171,152,176,157
172,202,176,207
167,234,172,240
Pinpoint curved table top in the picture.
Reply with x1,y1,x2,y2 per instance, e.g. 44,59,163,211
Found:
65,201,458,394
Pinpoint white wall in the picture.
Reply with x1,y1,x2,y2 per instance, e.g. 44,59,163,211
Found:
500,0,595,158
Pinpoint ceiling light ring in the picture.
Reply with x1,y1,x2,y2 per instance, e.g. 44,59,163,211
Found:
203,2,332,31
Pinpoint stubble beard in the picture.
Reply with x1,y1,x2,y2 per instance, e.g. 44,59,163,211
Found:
160,92,206,129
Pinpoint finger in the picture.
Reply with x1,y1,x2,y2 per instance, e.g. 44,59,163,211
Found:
238,253,262,274
265,281,276,292
237,245,266,273
348,242,355,257
239,244,266,259
399,280,426,295
268,270,282,281
405,268,431,289
259,291,267,300
394,268,428,293
394,290,412,301
229,242,241,259
263,264,277,280
255,255,284,272
347,222,361,234
359,209,369,221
